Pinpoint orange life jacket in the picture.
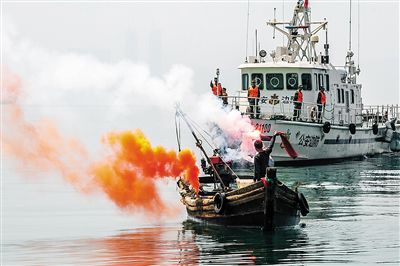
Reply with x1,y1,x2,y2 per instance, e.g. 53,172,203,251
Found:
297,90,303,103
319,91,326,104
212,85,218,95
216,84,222,96
248,86,259,98
212,84,222,96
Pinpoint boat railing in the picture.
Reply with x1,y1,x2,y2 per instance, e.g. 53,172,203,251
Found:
362,104,400,127
222,95,365,126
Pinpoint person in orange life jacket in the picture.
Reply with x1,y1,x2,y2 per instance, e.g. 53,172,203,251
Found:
293,85,303,121
221,87,228,106
317,86,326,123
253,133,278,182
248,80,260,118
210,78,222,96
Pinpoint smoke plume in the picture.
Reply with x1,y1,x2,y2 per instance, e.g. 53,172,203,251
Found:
2,23,259,216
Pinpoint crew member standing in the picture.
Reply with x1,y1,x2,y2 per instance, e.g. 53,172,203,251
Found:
221,87,228,106
293,85,303,121
317,86,326,123
253,134,277,182
248,80,260,118
210,78,222,96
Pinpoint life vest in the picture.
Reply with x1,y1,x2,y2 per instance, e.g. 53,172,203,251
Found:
212,85,218,95
216,84,222,96
248,86,259,98
319,91,326,104
297,90,303,103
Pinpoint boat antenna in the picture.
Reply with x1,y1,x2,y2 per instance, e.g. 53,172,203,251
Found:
349,0,352,52
255,29,258,60
273,7,276,39
357,0,360,69
175,106,227,190
245,0,250,62
282,0,285,46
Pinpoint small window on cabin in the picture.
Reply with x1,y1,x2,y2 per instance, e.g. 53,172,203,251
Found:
351,89,355,104
301,73,312,90
251,73,264,90
266,73,284,90
286,73,298,90
341,89,345,103
242,74,249,90
314,73,318,90
337,89,341,103
325,74,330,91
318,74,324,89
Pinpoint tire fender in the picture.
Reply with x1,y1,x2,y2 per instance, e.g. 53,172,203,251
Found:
323,121,331,134
372,123,378,135
349,123,356,135
213,192,226,214
298,192,309,216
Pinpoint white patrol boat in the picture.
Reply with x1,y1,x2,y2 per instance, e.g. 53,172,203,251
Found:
223,0,399,164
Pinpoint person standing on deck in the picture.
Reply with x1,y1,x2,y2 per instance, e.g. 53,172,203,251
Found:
221,87,228,106
248,80,260,118
253,134,277,182
317,86,326,123
293,85,303,121
210,78,222,96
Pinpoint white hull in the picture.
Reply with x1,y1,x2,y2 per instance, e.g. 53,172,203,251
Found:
253,119,397,163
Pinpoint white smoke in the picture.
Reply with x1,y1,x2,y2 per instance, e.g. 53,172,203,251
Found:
3,21,258,161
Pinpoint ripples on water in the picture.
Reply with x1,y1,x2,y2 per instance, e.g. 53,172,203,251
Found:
4,154,400,265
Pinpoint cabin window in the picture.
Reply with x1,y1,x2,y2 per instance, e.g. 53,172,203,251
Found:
286,73,298,90
251,73,264,90
266,73,284,90
341,89,345,103
314,73,318,90
351,89,355,104
242,74,249,90
325,74,330,91
337,89,341,103
301,73,312,90
318,73,324,89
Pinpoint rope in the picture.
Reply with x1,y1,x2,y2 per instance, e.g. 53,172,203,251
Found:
183,112,240,180
174,113,181,152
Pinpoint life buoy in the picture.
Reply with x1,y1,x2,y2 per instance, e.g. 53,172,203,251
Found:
297,193,309,216
323,121,331,133
349,123,356,135
372,123,378,135
213,192,226,214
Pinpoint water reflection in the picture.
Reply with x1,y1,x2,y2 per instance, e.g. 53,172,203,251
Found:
182,220,310,265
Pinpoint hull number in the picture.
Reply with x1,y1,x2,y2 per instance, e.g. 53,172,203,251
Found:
298,134,320,147
254,123,271,133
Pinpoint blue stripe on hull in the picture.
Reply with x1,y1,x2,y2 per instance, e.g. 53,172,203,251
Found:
324,137,383,145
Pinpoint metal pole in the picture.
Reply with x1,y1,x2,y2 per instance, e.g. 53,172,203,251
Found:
176,107,227,190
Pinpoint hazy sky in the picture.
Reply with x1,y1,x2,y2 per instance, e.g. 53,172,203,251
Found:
3,0,399,105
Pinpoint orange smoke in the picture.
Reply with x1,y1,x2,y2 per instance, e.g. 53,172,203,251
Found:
91,130,199,212
2,67,91,190
2,67,199,215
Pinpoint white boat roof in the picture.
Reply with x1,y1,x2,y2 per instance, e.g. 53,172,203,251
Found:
238,61,334,70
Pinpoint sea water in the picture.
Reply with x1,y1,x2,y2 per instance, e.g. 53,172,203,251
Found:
3,154,399,265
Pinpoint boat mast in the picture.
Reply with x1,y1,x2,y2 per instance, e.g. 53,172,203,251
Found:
175,106,227,190
345,0,360,84
267,0,328,63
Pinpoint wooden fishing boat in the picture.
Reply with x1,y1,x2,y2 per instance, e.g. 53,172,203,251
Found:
177,167,309,230
175,106,309,230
